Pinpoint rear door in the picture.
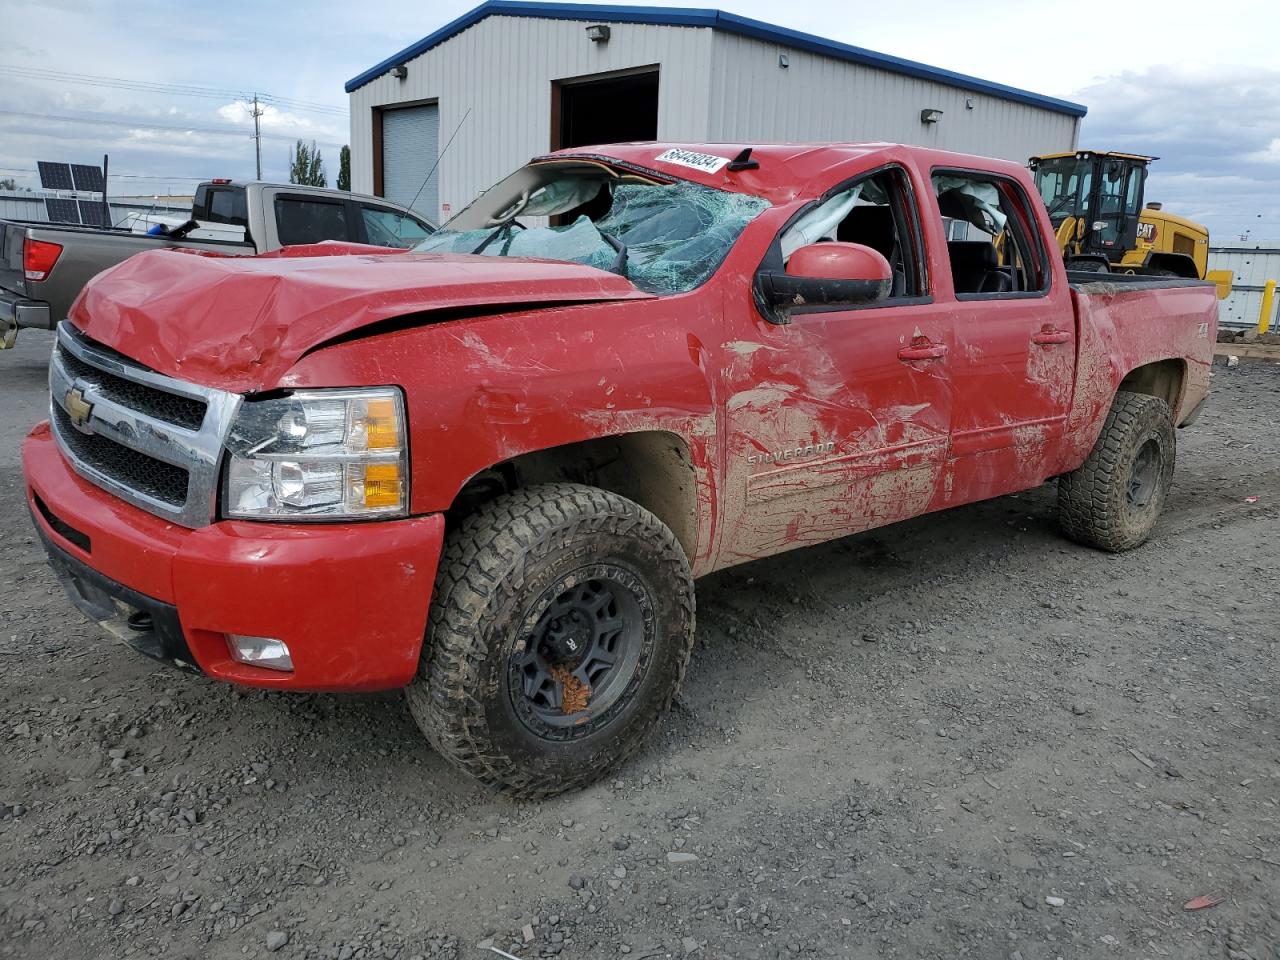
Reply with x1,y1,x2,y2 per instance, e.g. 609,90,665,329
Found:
717,164,953,564
270,193,357,248
929,169,1076,505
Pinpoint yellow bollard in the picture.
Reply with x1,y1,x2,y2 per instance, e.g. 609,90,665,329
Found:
1260,279,1276,335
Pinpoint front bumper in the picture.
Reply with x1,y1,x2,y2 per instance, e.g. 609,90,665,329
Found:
0,290,52,329
23,422,444,691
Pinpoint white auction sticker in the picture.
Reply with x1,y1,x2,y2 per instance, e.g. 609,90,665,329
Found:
654,148,730,174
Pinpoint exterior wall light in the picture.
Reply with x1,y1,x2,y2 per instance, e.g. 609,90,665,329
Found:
586,24,611,42
391,65,408,80
920,108,943,124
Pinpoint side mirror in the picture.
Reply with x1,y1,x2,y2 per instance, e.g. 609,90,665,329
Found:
760,242,892,315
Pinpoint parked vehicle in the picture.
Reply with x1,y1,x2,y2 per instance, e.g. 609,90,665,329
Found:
1,180,434,348
23,142,1216,797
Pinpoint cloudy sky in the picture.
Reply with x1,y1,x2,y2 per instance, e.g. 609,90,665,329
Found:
1,0,1275,239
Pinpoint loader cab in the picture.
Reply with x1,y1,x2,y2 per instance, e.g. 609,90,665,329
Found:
1030,151,1152,265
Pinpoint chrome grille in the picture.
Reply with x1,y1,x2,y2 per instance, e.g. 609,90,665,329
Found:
56,346,207,430
48,322,242,527
51,404,189,506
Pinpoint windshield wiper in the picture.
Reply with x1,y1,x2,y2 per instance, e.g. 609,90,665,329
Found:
1045,194,1078,218
470,219,525,255
600,231,628,276
470,220,627,277
470,224,506,255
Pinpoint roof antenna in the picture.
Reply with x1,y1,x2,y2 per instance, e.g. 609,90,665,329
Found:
399,106,472,231
727,147,759,172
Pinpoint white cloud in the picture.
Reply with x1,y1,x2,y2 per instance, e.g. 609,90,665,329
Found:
215,101,321,134
1073,65,1280,236
1247,139,1280,165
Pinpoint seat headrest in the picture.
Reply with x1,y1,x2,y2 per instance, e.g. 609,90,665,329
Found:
947,240,998,271
837,205,897,258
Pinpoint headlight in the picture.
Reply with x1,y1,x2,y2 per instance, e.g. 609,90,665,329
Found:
222,388,408,520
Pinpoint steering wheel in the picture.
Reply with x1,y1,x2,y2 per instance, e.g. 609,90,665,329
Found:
485,188,531,227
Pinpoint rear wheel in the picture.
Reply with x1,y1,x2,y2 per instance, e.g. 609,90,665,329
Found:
407,483,695,798
1057,391,1175,552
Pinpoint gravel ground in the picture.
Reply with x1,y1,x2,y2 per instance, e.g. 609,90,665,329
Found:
2,330,1277,960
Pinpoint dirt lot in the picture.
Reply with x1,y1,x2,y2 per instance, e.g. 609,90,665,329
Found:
2,330,1277,960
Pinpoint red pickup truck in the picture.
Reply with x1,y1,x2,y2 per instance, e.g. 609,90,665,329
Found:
23,142,1216,797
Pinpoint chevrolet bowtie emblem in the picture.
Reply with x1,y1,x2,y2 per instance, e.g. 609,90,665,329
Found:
64,385,94,430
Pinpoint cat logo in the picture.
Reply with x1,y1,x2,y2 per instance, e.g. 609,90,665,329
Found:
64,385,94,431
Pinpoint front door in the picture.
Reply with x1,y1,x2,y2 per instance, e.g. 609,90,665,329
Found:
717,166,953,567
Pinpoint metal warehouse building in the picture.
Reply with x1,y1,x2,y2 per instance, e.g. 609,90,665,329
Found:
1209,241,1280,330
346,1,1086,223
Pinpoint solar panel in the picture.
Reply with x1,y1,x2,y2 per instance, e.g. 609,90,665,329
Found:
37,161,74,191
78,200,110,228
71,164,106,193
45,198,81,224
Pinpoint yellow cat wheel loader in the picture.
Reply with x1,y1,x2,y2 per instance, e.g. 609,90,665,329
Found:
1029,150,1232,298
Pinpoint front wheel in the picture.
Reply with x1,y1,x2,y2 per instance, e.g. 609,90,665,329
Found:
407,483,695,798
1057,391,1175,552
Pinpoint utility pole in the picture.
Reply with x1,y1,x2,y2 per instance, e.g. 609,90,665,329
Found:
251,94,263,180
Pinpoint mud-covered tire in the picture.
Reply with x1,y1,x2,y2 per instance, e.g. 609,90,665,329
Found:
1057,391,1175,552
406,483,695,799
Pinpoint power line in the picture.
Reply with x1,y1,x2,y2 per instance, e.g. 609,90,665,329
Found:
0,65,348,117
0,65,242,99
0,166,207,181
0,109,345,147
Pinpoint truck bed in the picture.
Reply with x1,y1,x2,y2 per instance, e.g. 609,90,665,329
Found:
1065,270,1219,292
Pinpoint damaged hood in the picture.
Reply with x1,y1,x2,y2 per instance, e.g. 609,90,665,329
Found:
70,243,653,393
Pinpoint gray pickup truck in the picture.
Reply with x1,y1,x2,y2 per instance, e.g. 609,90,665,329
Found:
1,180,435,348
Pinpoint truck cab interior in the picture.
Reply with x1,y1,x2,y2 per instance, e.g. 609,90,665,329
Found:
934,174,1046,296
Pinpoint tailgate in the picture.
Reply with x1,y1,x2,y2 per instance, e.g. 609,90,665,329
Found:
0,220,29,298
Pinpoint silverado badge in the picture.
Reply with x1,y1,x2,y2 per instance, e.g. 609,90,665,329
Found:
64,385,94,431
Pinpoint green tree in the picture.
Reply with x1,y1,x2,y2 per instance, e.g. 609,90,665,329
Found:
0,177,16,191
337,145,350,192
288,140,326,187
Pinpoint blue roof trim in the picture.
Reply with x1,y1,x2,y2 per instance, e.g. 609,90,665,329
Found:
344,1,1087,119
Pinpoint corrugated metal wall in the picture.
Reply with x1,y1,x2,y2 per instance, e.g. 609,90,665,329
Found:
706,33,1078,162
349,16,715,222
348,15,1080,221
1210,242,1280,330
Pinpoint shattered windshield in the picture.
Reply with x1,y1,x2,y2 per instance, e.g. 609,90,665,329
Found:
413,169,770,295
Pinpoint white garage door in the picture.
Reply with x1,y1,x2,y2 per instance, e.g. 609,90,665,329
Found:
381,104,439,221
